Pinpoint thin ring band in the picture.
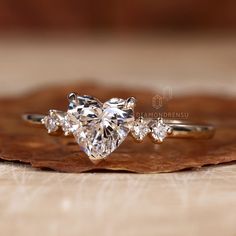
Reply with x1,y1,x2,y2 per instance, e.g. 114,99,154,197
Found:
22,114,215,139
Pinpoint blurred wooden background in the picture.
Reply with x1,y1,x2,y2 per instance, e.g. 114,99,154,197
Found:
0,0,236,31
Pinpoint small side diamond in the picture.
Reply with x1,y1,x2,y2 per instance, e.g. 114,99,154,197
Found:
61,113,80,136
131,117,150,141
42,115,58,133
150,118,172,143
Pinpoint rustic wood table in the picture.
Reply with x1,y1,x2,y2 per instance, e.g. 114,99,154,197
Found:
0,35,235,236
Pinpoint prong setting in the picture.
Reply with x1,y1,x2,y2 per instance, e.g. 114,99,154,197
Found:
167,127,173,135
126,97,136,109
68,92,78,102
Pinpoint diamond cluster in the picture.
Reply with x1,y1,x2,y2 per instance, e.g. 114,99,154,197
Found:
42,93,172,161
131,117,172,143
41,110,79,135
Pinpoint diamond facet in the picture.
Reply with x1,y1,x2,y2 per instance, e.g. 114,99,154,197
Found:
70,95,135,160
60,113,80,135
150,119,171,142
131,117,150,141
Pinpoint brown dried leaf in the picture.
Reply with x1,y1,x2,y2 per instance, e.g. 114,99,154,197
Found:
0,83,235,173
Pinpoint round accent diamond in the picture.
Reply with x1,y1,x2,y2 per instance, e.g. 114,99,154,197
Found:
61,114,80,135
131,117,150,141
150,119,171,142
42,114,58,133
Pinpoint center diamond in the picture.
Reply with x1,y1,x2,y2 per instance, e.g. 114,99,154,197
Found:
68,94,135,161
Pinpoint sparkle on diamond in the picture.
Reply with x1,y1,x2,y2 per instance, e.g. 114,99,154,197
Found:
131,118,150,141
70,95,134,160
42,114,59,133
61,113,80,135
150,119,171,142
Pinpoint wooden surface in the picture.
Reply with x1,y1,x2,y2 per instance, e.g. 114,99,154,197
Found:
0,36,236,235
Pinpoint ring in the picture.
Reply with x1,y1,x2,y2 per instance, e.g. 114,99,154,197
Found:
23,93,215,162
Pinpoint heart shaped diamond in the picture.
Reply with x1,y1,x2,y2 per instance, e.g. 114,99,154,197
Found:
67,94,135,161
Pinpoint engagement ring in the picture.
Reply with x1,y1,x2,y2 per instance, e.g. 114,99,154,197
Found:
23,93,215,162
